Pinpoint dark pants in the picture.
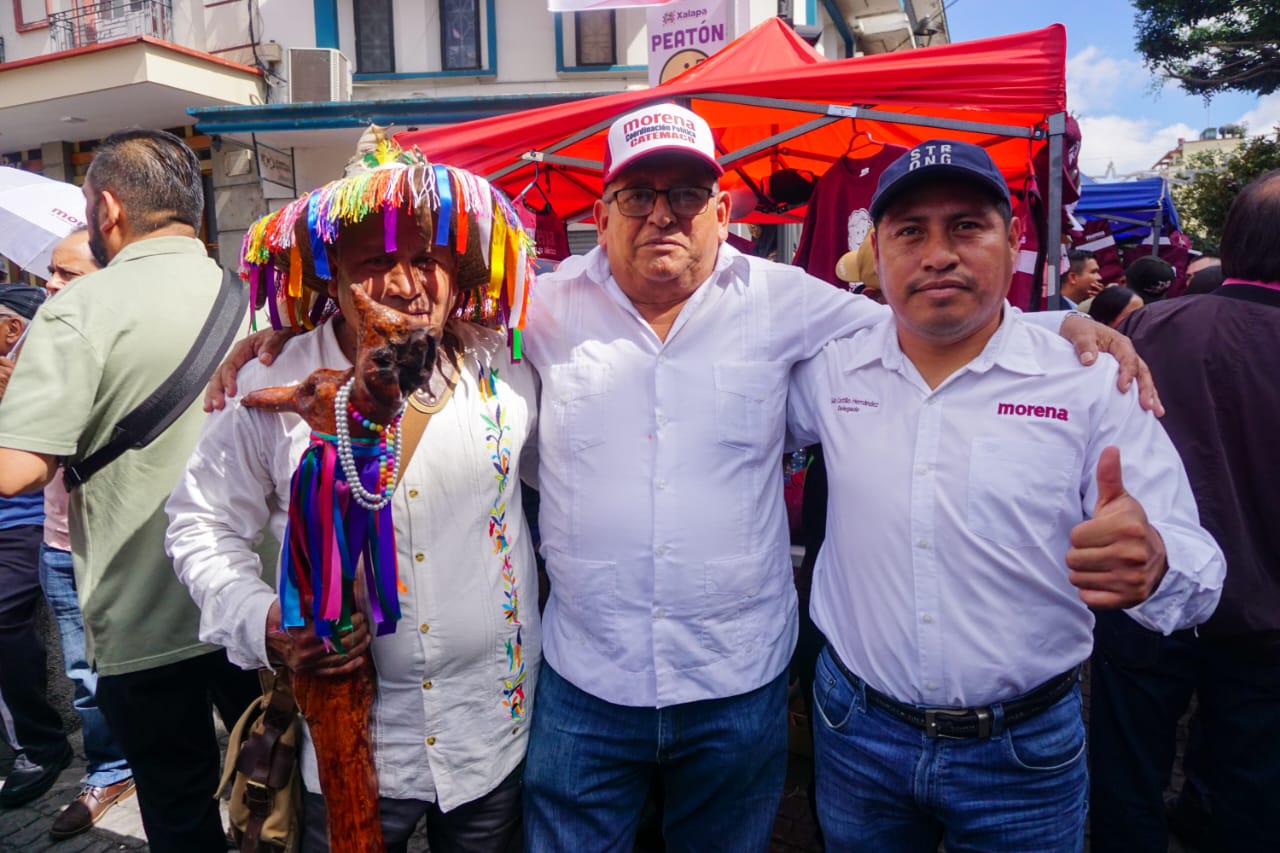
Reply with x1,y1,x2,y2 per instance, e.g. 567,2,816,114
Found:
302,764,523,853
1089,611,1280,853
96,649,259,853
0,524,70,766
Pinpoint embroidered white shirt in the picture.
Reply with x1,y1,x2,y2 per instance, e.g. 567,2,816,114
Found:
788,308,1225,707
165,320,540,810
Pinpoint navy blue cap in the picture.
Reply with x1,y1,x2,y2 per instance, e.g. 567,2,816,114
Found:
0,285,47,320
870,139,1011,221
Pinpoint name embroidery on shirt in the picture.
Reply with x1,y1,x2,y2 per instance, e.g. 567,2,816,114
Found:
830,396,880,414
996,402,1070,422
480,365,526,721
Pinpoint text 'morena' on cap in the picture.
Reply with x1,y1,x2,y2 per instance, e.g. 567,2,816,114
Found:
869,139,1011,222
603,103,724,185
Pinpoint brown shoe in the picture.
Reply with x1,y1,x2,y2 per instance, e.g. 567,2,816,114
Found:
49,778,136,839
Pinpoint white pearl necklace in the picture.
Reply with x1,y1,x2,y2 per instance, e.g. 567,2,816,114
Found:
333,377,403,511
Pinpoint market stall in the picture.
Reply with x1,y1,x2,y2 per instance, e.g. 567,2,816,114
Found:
1075,176,1181,242
1073,176,1191,293
398,18,1074,307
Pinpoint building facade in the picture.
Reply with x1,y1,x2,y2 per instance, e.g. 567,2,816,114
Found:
1,0,947,267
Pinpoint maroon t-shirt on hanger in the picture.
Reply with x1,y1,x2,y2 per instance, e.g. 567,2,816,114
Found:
792,145,908,288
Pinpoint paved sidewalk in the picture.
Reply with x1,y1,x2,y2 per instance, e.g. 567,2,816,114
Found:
1,724,819,853
0,728,149,852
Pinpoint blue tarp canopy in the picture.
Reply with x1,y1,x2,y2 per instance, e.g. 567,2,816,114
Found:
1075,177,1180,241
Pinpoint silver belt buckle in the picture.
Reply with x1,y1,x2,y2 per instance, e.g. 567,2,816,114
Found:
924,707,993,739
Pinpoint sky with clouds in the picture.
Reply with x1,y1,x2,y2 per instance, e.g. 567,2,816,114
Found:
946,0,1280,177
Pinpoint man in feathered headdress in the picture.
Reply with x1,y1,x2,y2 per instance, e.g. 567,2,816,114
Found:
166,135,540,850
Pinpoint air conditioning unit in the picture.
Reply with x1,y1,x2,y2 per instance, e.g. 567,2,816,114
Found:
284,47,352,103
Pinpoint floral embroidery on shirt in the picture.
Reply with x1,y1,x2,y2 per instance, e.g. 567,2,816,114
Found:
480,365,525,721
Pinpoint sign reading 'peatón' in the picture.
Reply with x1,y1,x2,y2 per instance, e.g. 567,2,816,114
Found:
646,0,730,86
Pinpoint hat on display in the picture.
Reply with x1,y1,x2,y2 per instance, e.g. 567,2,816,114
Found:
835,235,879,293
870,139,1010,221
0,285,47,320
603,103,724,184
240,127,535,338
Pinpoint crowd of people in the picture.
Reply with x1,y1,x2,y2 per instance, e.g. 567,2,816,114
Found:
0,101,1273,853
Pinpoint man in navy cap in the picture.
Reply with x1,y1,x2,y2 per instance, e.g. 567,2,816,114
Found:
786,140,1224,851
0,285,46,396
0,284,76,810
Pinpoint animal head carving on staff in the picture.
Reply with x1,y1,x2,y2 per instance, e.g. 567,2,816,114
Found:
240,284,439,435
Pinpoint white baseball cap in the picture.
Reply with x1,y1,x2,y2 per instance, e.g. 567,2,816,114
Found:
603,103,723,184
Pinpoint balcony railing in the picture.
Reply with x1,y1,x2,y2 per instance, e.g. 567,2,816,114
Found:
49,0,173,52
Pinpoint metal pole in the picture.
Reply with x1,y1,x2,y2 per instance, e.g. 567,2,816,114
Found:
1042,112,1066,311
1150,184,1164,255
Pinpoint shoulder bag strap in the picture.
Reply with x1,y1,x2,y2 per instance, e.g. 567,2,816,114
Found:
395,406,432,488
64,266,248,490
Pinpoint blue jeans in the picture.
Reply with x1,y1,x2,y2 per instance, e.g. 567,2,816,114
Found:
812,646,1087,853
37,543,131,786
523,663,788,853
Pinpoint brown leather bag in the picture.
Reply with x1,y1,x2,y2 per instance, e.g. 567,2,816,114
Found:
219,670,303,852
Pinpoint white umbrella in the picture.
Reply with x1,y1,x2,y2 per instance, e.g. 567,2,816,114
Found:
0,166,87,277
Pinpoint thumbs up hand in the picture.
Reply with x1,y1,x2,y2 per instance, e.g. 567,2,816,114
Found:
1066,446,1169,609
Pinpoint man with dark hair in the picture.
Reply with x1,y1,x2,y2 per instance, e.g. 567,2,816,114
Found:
1124,255,1176,304
788,140,1222,852
0,128,258,852
1090,168,1280,852
1062,248,1104,308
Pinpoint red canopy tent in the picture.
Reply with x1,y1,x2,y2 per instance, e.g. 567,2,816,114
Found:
396,18,1072,304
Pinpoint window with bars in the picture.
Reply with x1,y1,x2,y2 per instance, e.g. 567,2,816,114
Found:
439,0,480,71
574,10,615,67
354,0,395,74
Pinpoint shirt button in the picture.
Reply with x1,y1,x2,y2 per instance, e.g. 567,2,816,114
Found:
422,680,432,689
419,623,430,633
408,488,419,498
415,553,425,563
926,682,938,691
658,354,667,364
656,479,667,491
922,613,934,624
654,608,666,619
511,727,519,735
916,465,929,476
426,736,436,746
916,539,929,549
657,414,669,427
655,545,668,557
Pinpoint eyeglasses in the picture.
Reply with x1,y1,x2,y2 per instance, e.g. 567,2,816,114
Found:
606,186,715,219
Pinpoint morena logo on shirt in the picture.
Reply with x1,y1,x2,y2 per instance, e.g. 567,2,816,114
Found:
996,402,1070,422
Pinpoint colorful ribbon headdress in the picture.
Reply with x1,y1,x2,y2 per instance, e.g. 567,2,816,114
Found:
239,127,536,350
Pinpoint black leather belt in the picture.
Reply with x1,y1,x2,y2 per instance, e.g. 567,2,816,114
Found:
826,646,1080,740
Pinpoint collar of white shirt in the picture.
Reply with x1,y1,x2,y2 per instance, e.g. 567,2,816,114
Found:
840,303,1051,383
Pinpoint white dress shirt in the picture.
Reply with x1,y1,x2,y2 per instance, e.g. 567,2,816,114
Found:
788,308,1225,707
523,244,891,707
165,320,540,811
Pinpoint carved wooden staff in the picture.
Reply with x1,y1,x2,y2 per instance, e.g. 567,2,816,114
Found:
243,285,437,852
